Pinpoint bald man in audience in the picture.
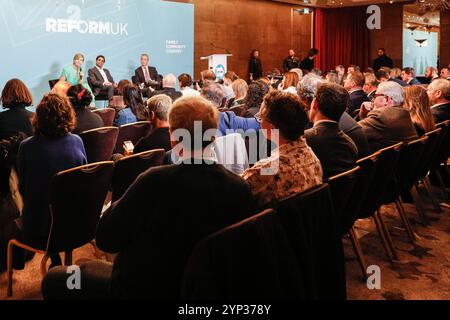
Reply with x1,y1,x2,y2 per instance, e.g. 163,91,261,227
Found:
42,96,256,300
149,73,182,101
427,79,450,123
358,81,418,151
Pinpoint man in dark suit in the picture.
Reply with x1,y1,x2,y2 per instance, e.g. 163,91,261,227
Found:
363,72,378,102
148,73,182,101
133,53,160,96
41,95,256,300
372,48,393,72
283,49,300,72
344,71,369,116
87,55,116,101
305,83,358,179
401,67,420,85
358,81,418,152
376,68,408,87
428,79,450,123
339,112,371,159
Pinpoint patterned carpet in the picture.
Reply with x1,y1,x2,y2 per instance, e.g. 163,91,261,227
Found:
1,187,449,300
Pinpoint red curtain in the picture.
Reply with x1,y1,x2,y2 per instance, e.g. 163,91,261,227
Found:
314,7,370,73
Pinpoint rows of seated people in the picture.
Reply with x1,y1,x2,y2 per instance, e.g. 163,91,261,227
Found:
0,63,449,299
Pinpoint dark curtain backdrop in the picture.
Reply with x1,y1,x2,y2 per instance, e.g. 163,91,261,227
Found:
314,7,370,73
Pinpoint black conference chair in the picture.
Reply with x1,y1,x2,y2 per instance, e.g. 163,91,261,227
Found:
92,108,116,127
182,209,308,299
48,79,59,90
409,128,443,223
356,142,404,263
275,184,346,300
115,121,152,154
80,127,119,163
7,161,114,296
112,149,165,202
431,120,450,199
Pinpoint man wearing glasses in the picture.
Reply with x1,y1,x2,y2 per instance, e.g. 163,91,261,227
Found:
87,55,117,102
358,81,418,152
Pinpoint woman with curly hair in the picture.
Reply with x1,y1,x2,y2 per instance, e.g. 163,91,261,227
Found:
17,93,87,262
243,80,270,118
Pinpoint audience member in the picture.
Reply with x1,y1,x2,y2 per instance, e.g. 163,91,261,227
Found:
67,85,103,134
305,83,358,179
363,72,378,101
114,84,147,126
358,81,418,151
440,67,450,80
427,79,450,123
401,67,420,85
231,79,248,106
282,71,299,94
17,93,87,264
425,66,439,83
344,71,369,116
403,85,435,136
134,95,172,154
178,73,200,97
222,71,238,101
242,90,322,207
42,96,256,299
335,65,346,85
0,79,34,139
243,80,270,118
376,67,408,87
149,73,182,102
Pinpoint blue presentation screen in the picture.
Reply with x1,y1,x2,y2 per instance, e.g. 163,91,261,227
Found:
0,0,194,109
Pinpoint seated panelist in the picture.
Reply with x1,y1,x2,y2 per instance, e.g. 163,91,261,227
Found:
132,53,161,96
87,55,117,102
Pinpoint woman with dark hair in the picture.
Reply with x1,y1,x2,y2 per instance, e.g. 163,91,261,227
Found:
249,50,263,81
67,85,103,134
114,84,148,126
0,79,34,139
243,80,270,118
17,93,87,263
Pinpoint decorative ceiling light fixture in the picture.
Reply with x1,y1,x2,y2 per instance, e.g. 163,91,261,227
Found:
414,39,428,47
406,25,419,34
416,0,450,11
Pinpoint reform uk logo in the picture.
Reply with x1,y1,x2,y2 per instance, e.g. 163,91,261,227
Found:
45,5,129,36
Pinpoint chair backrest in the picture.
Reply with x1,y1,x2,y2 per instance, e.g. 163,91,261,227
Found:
275,184,346,300
112,149,165,201
182,209,308,299
116,121,152,154
229,104,246,117
92,108,116,127
357,142,404,219
431,120,450,171
46,161,114,254
417,127,443,179
397,136,428,191
225,97,235,109
80,127,119,163
327,166,361,234
48,79,59,90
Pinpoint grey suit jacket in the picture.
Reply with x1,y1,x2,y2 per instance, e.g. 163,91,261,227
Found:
358,107,418,152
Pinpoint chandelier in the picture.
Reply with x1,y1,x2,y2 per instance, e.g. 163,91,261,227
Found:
416,0,450,11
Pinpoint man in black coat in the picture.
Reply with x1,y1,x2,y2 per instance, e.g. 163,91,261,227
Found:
41,96,256,300
372,48,393,72
283,49,300,72
305,83,358,179
299,48,319,72
87,55,116,101
344,71,369,116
